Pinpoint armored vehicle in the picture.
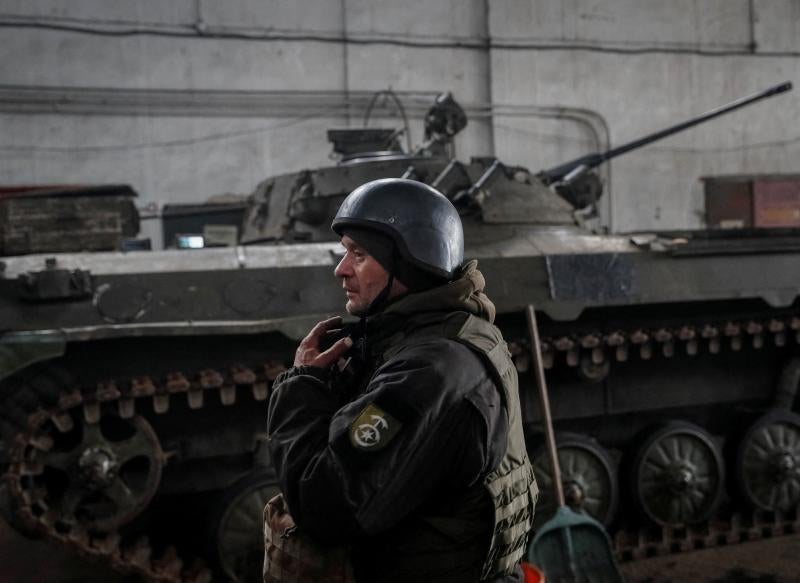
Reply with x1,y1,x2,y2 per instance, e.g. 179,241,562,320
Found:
1,84,798,582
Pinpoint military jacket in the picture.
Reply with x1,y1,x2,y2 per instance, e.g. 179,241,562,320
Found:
267,261,537,582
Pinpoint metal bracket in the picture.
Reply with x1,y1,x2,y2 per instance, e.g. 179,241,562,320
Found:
18,258,93,301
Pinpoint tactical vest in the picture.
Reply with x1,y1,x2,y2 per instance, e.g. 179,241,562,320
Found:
379,311,539,580
264,311,538,582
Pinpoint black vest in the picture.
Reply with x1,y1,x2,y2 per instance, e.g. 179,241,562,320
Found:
369,311,539,581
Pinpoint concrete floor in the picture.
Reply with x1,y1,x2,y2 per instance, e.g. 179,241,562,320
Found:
2,517,799,583
0,519,131,583
618,533,800,583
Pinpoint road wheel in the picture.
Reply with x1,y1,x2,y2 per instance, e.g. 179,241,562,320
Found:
736,409,800,511
532,433,619,527
207,470,280,582
631,421,724,527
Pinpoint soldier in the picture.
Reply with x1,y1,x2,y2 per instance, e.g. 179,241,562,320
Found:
265,178,538,582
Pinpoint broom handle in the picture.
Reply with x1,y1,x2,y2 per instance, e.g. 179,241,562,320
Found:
525,304,565,507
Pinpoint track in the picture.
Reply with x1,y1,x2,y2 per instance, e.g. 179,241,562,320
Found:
614,507,800,561
2,311,799,581
3,360,287,583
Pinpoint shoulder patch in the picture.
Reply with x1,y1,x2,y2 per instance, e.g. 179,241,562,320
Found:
349,403,402,452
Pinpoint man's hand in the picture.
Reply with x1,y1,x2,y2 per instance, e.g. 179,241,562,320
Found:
293,316,354,369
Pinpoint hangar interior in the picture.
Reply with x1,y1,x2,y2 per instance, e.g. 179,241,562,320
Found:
2,0,799,245
1,2,800,583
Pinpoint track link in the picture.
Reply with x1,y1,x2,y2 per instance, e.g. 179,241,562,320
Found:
511,314,800,372
614,507,800,561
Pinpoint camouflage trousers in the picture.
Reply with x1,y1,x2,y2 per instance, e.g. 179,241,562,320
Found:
263,494,356,583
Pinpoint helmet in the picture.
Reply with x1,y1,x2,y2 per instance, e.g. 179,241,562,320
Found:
331,179,464,279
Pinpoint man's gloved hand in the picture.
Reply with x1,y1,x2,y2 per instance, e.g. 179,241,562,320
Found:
293,316,354,369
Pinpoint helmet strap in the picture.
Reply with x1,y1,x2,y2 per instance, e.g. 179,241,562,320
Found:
367,272,394,315
362,248,397,320
358,261,394,360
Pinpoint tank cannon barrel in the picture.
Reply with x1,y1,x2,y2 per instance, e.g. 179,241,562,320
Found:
539,81,793,185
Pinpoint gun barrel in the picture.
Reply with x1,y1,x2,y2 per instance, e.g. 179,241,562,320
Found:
540,81,793,184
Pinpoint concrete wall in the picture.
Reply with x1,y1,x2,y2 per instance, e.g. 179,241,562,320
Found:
489,0,800,231
0,0,797,240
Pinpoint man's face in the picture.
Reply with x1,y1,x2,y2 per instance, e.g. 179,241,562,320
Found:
334,235,403,316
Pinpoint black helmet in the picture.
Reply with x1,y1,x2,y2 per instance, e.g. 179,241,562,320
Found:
331,178,464,279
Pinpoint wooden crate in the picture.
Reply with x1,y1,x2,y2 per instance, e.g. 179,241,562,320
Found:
702,174,800,229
